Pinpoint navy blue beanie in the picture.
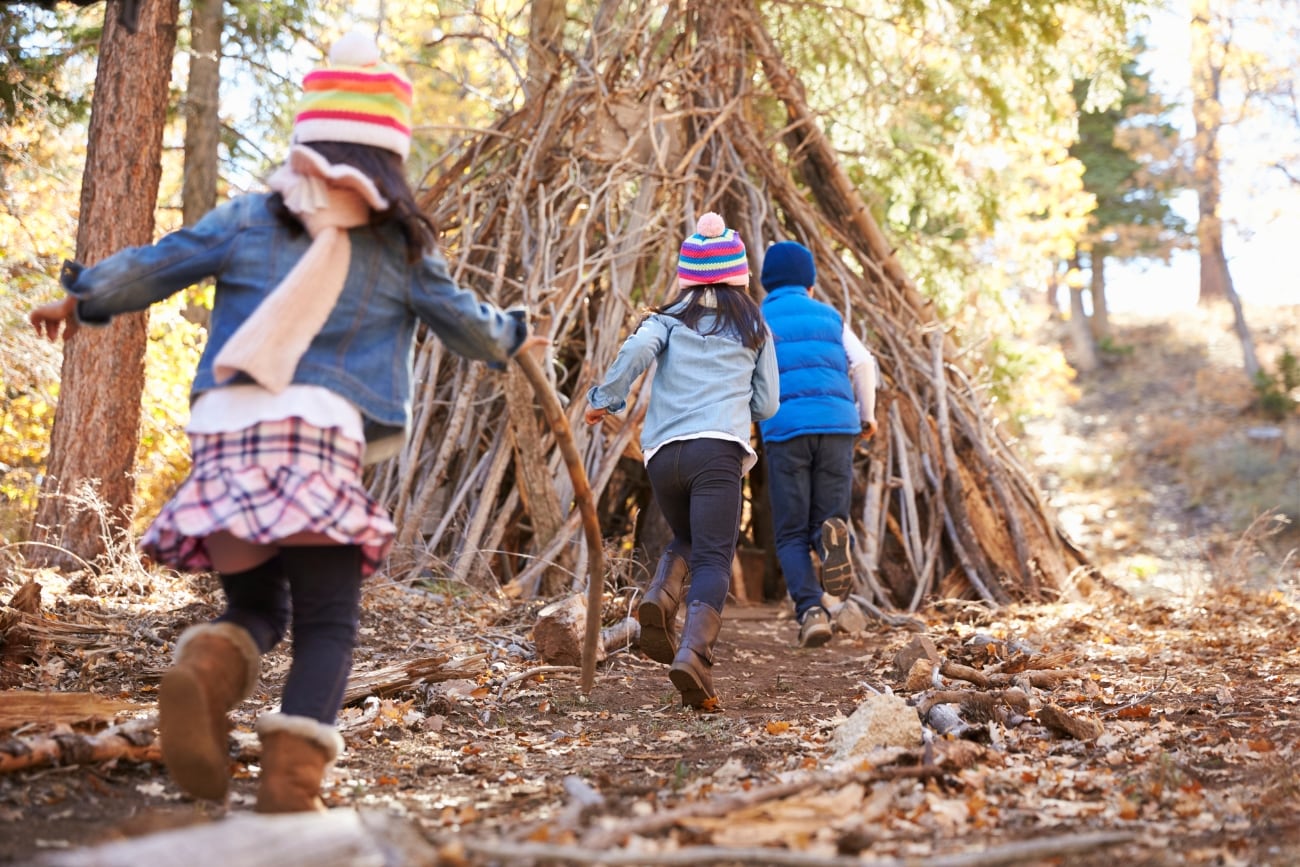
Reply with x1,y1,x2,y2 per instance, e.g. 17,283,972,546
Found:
760,241,816,291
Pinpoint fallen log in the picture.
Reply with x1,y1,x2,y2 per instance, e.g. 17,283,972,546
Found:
341,653,486,706
459,830,1138,867
0,691,142,731
0,715,159,775
36,808,436,867
533,595,640,667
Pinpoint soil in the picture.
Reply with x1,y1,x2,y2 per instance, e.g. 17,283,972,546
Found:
2,304,1298,866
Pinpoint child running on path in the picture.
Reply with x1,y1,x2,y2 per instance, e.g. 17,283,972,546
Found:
757,240,878,648
584,212,779,711
30,30,542,811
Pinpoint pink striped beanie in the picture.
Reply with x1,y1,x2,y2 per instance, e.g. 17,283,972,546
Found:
293,31,413,162
677,212,750,288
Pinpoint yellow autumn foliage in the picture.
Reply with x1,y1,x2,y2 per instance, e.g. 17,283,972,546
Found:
0,114,200,543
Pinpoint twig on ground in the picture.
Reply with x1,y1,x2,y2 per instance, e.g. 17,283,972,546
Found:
496,664,581,700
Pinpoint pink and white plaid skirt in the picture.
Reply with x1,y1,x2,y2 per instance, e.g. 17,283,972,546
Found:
141,418,395,576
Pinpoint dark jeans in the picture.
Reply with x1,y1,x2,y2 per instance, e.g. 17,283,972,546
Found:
646,438,747,614
764,434,855,618
216,545,363,725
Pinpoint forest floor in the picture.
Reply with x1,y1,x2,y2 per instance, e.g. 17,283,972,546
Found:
1,303,1298,866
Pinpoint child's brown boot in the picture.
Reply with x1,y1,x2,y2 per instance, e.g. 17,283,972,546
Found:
668,601,723,711
255,713,344,814
638,551,690,664
158,622,261,801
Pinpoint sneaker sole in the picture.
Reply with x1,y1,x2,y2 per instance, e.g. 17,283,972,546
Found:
800,623,832,648
820,517,854,598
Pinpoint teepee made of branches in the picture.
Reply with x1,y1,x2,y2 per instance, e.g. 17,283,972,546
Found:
366,0,1093,611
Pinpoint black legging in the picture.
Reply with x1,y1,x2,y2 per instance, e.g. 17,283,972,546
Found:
645,438,746,614
216,545,363,724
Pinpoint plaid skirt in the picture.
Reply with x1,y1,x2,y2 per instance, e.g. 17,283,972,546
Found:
141,418,395,576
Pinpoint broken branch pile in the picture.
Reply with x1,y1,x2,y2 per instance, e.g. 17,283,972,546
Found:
370,0,1091,609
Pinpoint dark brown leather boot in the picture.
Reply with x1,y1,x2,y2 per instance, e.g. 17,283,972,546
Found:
669,601,723,711
637,551,689,664
159,622,261,801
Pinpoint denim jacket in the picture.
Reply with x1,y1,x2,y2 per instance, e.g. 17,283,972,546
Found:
586,309,780,457
62,192,527,446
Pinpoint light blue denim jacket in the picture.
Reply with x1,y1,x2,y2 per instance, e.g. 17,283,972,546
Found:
586,308,780,458
62,192,527,447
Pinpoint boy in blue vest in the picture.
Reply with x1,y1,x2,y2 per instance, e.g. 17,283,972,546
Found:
758,241,878,647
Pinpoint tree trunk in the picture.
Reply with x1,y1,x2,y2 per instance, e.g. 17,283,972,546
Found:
179,0,222,326
1188,0,1260,379
1189,0,1231,306
1224,272,1262,381
1068,287,1099,373
526,0,566,100
1088,253,1110,342
27,0,181,570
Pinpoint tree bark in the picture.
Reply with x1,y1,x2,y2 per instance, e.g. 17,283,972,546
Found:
1088,254,1110,341
1190,0,1230,307
1189,0,1261,379
28,0,181,570
526,0,566,101
179,0,222,326
1068,286,1099,373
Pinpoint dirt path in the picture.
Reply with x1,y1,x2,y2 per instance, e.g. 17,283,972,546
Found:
3,307,1299,865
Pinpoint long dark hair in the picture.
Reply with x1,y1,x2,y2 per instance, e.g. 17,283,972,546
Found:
652,283,767,352
268,140,437,263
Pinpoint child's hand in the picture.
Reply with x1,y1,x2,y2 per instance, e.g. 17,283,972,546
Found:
29,297,79,342
860,419,878,439
585,407,608,426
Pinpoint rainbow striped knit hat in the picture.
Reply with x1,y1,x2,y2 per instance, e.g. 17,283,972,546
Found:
677,212,750,288
293,31,413,162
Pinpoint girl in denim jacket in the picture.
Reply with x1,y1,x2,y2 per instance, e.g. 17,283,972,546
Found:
585,213,779,711
30,31,540,811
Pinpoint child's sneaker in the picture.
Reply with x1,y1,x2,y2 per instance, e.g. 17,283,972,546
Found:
819,517,854,597
798,607,832,648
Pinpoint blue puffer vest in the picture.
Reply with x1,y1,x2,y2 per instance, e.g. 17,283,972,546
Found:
758,284,860,443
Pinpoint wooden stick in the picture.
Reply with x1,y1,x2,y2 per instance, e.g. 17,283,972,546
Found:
514,348,606,693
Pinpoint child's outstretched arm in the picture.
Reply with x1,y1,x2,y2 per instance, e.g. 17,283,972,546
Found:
412,253,533,366
50,200,242,327
29,296,80,342
585,315,669,419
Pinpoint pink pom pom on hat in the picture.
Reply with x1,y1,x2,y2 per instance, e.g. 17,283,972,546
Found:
677,212,750,288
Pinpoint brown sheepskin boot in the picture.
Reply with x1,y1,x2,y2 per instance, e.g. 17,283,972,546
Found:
637,551,690,664
255,713,344,814
668,601,723,711
158,622,261,801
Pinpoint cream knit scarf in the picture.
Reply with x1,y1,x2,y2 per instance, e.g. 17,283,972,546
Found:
213,145,390,392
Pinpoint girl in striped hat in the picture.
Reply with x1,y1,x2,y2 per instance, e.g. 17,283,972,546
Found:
30,30,543,811
584,212,780,711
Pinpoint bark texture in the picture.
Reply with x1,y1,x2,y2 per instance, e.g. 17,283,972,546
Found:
28,0,181,570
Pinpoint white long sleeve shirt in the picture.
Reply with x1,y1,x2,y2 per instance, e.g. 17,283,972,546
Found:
843,324,878,426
